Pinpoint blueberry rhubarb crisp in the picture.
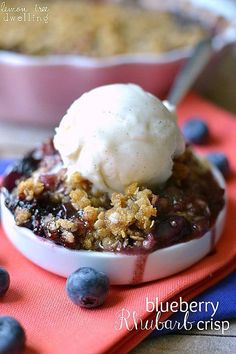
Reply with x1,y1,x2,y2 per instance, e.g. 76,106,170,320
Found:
3,140,224,253
0,0,208,57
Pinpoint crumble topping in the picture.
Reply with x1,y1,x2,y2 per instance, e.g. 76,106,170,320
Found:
17,178,44,201
93,183,156,241
70,189,91,210
55,219,78,233
0,0,208,57
15,207,32,226
4,143,225,253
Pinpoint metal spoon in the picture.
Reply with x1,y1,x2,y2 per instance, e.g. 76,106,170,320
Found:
164,36,214,111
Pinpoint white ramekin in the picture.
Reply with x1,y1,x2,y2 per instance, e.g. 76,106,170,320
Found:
0,164,226,284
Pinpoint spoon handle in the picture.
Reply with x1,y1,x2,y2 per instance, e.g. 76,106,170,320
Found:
167,37,214,107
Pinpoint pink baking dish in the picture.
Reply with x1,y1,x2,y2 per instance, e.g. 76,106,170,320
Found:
0,50,187,126
0,0,235,126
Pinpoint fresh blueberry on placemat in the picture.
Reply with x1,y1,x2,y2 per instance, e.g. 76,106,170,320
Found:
207,152,230,178
0,268,10,297
66,267,110,308
0,316,26,354
182,118,209,144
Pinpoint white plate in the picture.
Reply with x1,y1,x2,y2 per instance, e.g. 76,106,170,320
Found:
0,165,226,285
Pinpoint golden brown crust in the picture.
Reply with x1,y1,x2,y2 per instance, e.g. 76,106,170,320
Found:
15,207,32,225
15,169,157,249
7,146,225,252
69,189,91,209
0,0,207,56
17,178,44,201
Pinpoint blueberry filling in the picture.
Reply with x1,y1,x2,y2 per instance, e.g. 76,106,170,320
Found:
3,141,225,253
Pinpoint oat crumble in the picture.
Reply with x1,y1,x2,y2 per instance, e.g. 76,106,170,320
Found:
4,143,225,253
0,0,208,57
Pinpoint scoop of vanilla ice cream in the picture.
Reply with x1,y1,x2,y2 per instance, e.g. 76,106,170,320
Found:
54,84,185,194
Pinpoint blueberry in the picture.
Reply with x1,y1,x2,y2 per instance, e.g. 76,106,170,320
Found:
11,152,41,177
66,267,110,308
3,151,41,192
182,118,209,144
155,215,191,248
207,152,230,178
0,316,26,354
0,268,10,297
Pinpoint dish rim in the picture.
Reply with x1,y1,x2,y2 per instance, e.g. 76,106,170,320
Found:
0,47,191,67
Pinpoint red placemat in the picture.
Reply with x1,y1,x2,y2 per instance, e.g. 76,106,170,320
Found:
1,93,236,354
